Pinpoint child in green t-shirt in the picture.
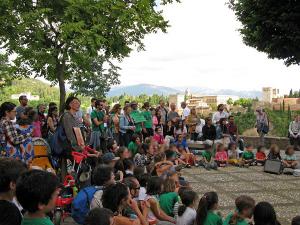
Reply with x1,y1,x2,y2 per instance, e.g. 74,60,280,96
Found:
159,178,179,217
195,192,222,225
223,195,255,225
128,134,141,157
241,144,255,167
16,170,60,225
200,143,218,170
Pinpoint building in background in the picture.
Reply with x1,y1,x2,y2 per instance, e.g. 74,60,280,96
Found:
262,87,280,103
201,95,240,106
272,97,300,111
169,94,185,109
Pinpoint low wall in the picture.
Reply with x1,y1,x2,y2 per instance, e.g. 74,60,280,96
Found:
240,136,289,149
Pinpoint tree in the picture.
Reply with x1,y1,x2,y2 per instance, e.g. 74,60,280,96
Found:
227,98,233,105
0,53,15,88
289,89,293,98
0,0,178,112
229,0,300,66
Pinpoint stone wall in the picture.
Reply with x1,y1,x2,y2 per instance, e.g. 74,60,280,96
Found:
240,136,290,149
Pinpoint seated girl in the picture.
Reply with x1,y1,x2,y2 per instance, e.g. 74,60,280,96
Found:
283,146,298,169
255,146,266,166
227,142,241,166
214,143,228,167
146,177,175,225
195,192,222,225
159,178,179,217
128,134,141,157
175,120,188,138
153,126,165,145
267,144,282,161
134,143,148,168
223,195,255,225
152,152,174,178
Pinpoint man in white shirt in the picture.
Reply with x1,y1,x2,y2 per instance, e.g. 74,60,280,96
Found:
212,104,229,124
86,97,97,120
181,102,190,121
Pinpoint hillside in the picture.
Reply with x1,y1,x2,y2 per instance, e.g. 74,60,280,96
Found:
107,84,181,97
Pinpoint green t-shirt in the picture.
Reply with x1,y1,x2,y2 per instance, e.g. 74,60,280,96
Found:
143,110,153,129
22,217,54,225
91,110,105,131
242,151,254,160
223,212,248,225
130,110,145,133
159,192,179,217
202,150,212,162
203,211,223,225
128,141,138,156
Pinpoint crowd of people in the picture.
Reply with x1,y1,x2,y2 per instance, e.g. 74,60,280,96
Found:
0,95,299,225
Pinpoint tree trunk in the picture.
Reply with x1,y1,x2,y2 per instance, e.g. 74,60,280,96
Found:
57,62,66,115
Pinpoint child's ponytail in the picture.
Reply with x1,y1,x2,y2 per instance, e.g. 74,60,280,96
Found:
195,192,218,225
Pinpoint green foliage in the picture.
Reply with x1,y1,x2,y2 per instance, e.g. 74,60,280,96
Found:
0,0,177,111
229,0,300,66
232,111,256,135
265,109,290,137
227,98,234,105
233,98,253,109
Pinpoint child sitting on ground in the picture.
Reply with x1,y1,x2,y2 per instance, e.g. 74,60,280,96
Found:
176,190,198,225
200,143,218,170
85,208,114,225
214,143,228,167
195,192,222,225
159,178,179,217
16,170,60,225
223,195,255,225
152,152,174,177
128,134,142,157
0,158,27,225
134,143,148,168
267,144,282,160
255,146,267,166
227,142,241,167
283,146,298,169
153,126,165,145
241,144,255,167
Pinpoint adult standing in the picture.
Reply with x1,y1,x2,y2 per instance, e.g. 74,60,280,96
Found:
181,102,190,121
256,107,269,146
90,100,105,151
0,102,32,162
60,96,82,179
142,102,153,138
130,102,145,140
110,104,122,145
227,115,244,150
119,105,135,147
212,104,229,124
167,103,180,126
157,100,169,128
37,104,48,139
16,95,28,123
86,97,97,121
288,115,300,149
47,106,59,139
187,108,200,141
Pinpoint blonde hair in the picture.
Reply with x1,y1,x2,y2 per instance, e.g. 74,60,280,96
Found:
270,144,279,154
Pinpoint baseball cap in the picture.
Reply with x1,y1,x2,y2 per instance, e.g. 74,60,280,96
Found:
102,152,120,164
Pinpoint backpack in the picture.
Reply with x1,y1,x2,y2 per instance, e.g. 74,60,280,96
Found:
71,186,102,225
49,113,70,157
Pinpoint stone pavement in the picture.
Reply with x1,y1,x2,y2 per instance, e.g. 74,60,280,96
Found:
183,165,300,225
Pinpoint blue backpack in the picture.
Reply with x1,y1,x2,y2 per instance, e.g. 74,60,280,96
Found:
71,186,102,225
49,113,70,157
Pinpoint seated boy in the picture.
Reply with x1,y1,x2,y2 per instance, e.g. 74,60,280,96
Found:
0,158,27,225
200,143,217,170
16,170,60,225
241,144,255,167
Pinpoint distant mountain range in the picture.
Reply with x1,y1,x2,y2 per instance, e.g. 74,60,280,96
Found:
107,84,262,99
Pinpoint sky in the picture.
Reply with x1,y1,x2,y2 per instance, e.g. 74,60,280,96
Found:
117,0,300,95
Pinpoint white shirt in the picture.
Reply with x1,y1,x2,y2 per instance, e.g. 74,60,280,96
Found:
212,111,229,124
182,107,191,120
176,207,196,225
138,187,147,201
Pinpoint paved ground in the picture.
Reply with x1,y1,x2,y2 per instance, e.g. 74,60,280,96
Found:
183,165,300,225
63,150,300,225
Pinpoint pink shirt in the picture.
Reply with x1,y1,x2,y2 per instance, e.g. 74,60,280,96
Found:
153,133,164,145
32,121,42,138
215,151,228,161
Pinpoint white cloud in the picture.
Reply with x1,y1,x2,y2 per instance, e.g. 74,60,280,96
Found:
118,0,300,95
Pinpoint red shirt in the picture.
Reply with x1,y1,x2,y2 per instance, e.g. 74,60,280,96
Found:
256,152,266,161
153,134,164,144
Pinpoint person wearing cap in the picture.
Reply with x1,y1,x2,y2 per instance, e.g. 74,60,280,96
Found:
102,152,120,168
142,102,153,138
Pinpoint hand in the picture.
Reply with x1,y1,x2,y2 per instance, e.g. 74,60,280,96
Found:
140,200,150,212
127,198,139,212
142,128,147,133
